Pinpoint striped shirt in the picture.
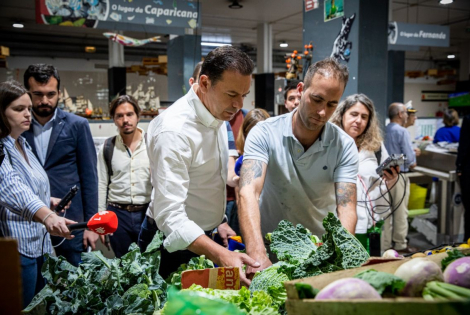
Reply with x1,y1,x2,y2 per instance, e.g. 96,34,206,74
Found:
0,136,53,258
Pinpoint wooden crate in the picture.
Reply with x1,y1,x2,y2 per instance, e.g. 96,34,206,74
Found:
284,249,470,315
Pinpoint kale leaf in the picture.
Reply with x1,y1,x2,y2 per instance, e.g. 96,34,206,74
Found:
354,269,406,295
269,220,317,265
24,231,167,315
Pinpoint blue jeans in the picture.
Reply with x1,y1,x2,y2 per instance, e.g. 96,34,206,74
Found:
107,205,146,258
50,230,84,267
20,255,45,308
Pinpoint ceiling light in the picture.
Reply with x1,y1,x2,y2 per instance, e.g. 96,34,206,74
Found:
85,46,96,53
447,54,455,59
280,41,288,48
13,23,24,28
229,0,243,9
439,0,453,4
201,42,232,47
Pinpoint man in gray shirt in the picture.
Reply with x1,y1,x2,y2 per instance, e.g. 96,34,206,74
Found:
238,58,359,276
384,102,417,253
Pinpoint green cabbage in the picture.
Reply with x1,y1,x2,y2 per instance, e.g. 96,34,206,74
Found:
249,262,290,307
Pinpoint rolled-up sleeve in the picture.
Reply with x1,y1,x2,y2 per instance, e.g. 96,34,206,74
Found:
0,157,47,222
147,131,204,252
334,139,359,184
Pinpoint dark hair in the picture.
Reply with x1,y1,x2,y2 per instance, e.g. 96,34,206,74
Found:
109,95,140,118
191,61,203,82
24,64,61,91
330,93,382,152
0,81,30,139
304,57,349,90
284,80,300,101
236,108,270,155
443,108,459,127
200,46,254,85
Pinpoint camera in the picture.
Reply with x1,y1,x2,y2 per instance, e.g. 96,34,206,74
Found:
376,154,407,176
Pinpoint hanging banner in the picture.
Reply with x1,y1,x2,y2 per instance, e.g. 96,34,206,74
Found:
35,0,200,29
388,22,450,47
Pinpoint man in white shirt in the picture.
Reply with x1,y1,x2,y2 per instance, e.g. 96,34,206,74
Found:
140,46,260,283
238,57,359,277
97,95,151,258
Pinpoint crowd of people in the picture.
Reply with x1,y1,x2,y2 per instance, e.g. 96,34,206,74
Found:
0,46,468,306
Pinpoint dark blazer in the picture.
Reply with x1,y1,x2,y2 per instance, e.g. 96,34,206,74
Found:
457,114,470,173
23,108,98,222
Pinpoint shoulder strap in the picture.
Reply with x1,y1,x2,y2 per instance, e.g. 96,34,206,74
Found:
103,136,117,184
374,146,382,164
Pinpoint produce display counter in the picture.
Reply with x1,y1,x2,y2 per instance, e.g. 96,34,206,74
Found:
410,148,462,245
284,249,470,315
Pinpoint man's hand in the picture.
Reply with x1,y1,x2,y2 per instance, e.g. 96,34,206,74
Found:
245,250,272,280
217,250,261,287
414,148,421,157
83,229,99,250
217,222,237,247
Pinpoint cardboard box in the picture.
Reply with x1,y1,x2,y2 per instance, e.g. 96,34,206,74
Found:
0,238,22,314
181,267,240,290
284,249,470,315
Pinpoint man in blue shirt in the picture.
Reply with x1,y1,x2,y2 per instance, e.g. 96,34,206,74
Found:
384,102,417,254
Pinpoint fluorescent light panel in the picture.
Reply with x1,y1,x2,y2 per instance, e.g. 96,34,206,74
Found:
440,0,453,4
201,42,231,47
280,42,288,47
13,23,24,28
447,54,455,59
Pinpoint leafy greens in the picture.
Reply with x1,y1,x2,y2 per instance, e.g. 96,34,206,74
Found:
24,231,167,315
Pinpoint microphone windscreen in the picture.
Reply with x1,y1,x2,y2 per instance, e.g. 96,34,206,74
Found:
87,211,118,235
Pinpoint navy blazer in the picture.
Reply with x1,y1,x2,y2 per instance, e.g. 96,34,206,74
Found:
23,108,98,222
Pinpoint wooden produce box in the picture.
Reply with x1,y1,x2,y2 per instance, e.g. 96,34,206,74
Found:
0,238,22,314
284,249,470,315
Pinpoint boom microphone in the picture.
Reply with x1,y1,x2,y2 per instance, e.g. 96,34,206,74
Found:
67,211,118,235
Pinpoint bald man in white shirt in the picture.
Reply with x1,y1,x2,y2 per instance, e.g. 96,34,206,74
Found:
139,46,260,285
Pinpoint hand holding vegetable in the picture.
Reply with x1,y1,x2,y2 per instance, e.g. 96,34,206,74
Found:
218,250,261,287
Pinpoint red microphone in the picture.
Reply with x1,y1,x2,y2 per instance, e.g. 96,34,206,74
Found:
67,211,118,235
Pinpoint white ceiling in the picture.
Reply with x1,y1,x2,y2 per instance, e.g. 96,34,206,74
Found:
0,0,469,65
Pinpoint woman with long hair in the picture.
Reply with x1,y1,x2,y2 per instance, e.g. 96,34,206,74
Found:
330,94,400,253
0,80,75,307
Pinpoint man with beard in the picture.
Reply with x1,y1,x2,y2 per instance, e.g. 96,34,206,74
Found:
97,95,151,258
238,57,359,275
23,64,98,266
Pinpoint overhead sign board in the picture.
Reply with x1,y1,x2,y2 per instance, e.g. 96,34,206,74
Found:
36,0,200,30
388,22,450,47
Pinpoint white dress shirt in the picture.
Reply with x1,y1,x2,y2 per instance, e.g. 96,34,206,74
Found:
146,85,228,253
97,128,152,212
